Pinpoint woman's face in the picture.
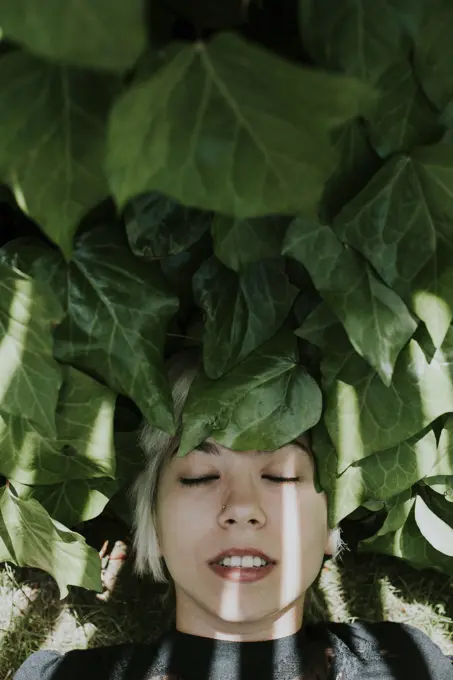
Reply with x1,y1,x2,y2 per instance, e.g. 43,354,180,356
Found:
156,437,333,641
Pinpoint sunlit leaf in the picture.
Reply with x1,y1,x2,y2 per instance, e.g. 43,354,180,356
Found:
0,366,116,486
0,230,179,434
415,494,453,556
0,487,102,598
0,261,62,437
334,144,453,349
324,328,453,471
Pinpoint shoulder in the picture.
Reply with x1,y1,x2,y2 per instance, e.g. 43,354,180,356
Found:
322,619,453,679
14,650,62,679
14,643,147,680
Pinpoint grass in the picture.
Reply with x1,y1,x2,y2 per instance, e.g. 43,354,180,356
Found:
1,540,452,679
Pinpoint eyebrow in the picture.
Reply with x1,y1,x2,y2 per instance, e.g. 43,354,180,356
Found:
194,440,312,458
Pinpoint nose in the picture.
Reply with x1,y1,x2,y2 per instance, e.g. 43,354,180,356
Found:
219,477,266,526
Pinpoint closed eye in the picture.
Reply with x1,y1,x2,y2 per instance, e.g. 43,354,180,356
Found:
179,476,300,486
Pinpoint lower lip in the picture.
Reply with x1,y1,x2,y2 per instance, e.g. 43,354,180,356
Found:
208,562,276,582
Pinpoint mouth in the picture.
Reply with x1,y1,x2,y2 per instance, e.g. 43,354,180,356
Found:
208,561,276,583
208,549,276,565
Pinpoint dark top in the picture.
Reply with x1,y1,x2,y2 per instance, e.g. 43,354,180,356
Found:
13,619,453,680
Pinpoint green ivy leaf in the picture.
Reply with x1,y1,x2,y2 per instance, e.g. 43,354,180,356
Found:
11,477,118,528
107,32,374,217
283,219,417,385
324,329,453,471
376,490,415,537
367,59,441,158
0,487,102,598
423,476,453,502
0,261,63,437
294,301,341,350
294,301,358,388
124,192,212,259
211,214,290,272
0,366,117,486
178,330,322,456
0,53,120,258
0,0,147,72
320,119,381,221
360,494,453,577
413,0,453,110
334,145,453,349
429,415,453,477
423,486,453,523
194,257,298,379
312,422,438,524
0,230,179,434
298,0,405,83
415,493,453,556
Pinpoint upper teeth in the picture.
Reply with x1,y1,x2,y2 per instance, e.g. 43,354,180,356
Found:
217,556,269,568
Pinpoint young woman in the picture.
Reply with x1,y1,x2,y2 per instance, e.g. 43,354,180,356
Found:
14,350,453,679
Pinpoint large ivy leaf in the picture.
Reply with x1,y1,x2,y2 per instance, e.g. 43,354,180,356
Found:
0,366,117,486
298,0,405,83
312,422,439,524
324,327,453,470
0,53,120,258
0,0,147,72
360,502,453,576
107,32,374,217
11,477,118,528
283,219,417,385
194,257,298,379
0,261,63,437
211,214,290,272
413,0,453,110
0,229,179,434
414,494,453,556
334,145,453,349
0,487,102,598
366,59,441,158
178,330,322,456
124,192,212,259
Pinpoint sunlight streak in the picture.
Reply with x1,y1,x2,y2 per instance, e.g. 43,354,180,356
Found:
10,175,28,216
336,380,365,473
0,280,32,404
84,397,116,472
412,290,451,349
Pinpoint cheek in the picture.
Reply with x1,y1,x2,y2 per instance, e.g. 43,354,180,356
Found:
286,491,329,550
156,492,209,555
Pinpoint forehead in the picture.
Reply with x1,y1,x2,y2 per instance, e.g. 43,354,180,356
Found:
184,437,313,461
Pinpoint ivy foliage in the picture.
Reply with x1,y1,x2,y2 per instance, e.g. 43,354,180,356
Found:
0,0,452,597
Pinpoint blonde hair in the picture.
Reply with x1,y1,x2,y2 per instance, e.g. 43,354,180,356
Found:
130,349,348,624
